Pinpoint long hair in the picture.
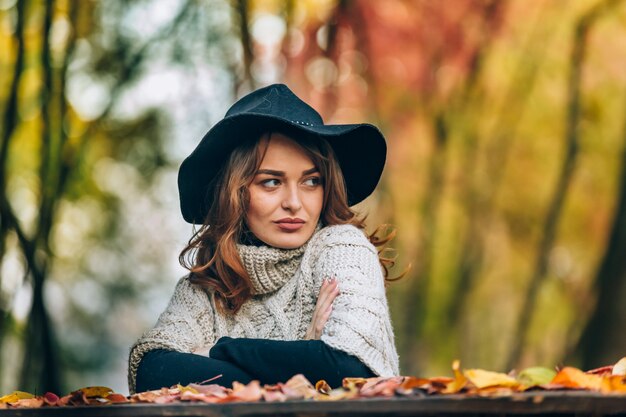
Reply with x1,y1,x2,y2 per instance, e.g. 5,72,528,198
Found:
179,131,400,314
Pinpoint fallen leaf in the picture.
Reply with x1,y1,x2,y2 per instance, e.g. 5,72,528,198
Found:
551,367,603,391
57,394,72,406
360,377,404,397
79,386,113,398
107,393,129,403
475,386,517,397
231,380,263,402
612,357,626,377
153,394,178,404
315,380,332,395
13,398,44,408
396,376,430,395
603,375,626,393
132,389,175,403
517,367,557,387
0,391,35,403
342,377,369,391
43,392,60,406
586,366,613,376
180,391,221,403
187,383,230,398
176,384,199,395
284,374,316,399
315,387,357,401
464,369,520,390
262,385,287,402
443,360,468,394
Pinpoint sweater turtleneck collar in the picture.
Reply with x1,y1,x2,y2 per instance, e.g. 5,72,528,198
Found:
236,243,306,295
236,223,322,295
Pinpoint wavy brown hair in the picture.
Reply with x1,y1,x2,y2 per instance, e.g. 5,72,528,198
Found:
179,131,401,314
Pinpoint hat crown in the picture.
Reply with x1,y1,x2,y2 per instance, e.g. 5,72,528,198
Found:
225,84,323,126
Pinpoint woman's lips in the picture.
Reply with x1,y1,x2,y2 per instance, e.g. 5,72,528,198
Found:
275,219,305,232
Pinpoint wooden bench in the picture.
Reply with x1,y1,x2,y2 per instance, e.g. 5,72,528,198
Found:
2,391,626,416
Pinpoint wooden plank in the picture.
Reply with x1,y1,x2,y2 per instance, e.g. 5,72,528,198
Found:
2,392,626,417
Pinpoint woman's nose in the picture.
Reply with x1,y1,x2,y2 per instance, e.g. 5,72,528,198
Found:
281,185,302,211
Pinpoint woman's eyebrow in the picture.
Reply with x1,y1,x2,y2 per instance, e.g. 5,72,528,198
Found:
256,169,284,176
256,167,319,176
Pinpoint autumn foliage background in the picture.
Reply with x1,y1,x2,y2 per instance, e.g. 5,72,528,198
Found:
0,0,625,396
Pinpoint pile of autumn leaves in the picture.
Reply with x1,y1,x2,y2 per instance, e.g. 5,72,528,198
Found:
2,357,625,409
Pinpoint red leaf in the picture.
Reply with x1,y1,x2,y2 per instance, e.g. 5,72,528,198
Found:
43,392,59,406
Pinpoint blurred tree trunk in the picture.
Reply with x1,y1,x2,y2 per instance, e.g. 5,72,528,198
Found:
400,1,505,372
0,0,27,383
505,0,625,371
233,0,255,91
577,96,626,369
0,0,194,393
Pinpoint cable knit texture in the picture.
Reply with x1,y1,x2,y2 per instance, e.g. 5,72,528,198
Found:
127,224,399,393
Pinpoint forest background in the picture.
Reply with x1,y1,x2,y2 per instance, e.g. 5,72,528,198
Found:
0,0,625,395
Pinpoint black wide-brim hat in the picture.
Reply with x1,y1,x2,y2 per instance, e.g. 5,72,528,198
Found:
178,83,387,224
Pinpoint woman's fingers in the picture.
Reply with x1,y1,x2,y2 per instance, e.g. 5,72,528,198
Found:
317,278,339,312
313,278,339,333
306,277,340,339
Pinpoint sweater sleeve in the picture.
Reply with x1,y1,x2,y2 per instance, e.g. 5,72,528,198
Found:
209,337,375,388
315,225,400,377
127,277,216,394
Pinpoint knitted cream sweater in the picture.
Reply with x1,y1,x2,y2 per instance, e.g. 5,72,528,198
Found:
127,224,399,393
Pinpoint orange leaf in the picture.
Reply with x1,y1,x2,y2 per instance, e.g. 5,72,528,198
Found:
551,367,603,391
398,376,430,394
342,377,368,391
315,380,332,395
603,375,626,393
107,393,129,403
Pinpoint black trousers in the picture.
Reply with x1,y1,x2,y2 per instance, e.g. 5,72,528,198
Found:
135,337,375,392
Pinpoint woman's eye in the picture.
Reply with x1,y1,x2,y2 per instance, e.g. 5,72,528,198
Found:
261,179,280,188
303,177,321,187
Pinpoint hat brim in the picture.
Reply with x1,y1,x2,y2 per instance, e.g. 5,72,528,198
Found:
178,113,386,224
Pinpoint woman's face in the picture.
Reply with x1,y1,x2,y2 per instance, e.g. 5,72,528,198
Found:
246,133,324,249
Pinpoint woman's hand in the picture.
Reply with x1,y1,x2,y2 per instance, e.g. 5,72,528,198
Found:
305,277,340,340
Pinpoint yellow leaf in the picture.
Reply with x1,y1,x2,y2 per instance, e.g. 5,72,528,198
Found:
79,386,113,398
443,360,467,394
0,391,35,403
176,384,199,394
464,369,520,389
612,357,626,376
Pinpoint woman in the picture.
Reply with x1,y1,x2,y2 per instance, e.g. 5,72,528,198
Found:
128,84,399,394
